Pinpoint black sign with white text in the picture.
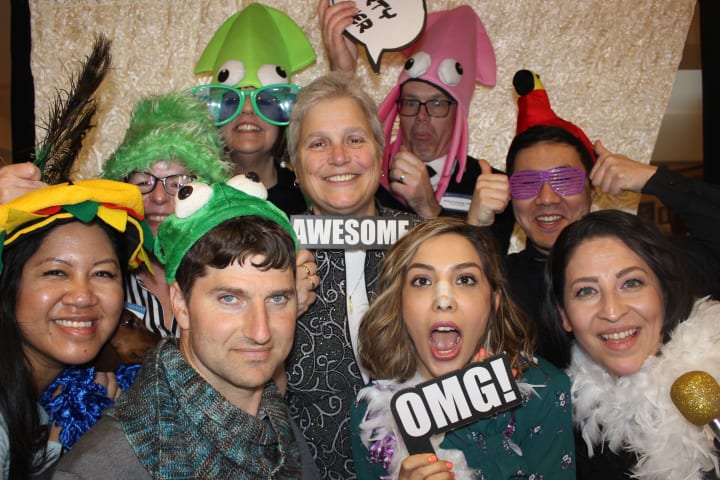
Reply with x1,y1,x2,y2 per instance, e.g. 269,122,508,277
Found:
390,353,522,455
291,215,418,249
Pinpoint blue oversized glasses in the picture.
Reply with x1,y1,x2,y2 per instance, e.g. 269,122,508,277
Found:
509,167,586,200
190,83,301,127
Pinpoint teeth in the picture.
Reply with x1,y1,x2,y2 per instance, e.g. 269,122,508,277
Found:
326,174,356,182
537,215,562,223
55,319,93,328
600,328,638,341
148,215,167,222
436,326,454,332
235,124,261,132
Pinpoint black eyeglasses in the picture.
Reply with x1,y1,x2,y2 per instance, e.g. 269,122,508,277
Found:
127,172,198,196
396,98,457,118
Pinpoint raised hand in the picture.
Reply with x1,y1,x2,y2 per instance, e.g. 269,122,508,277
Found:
318,0,359,73
399,453,455,480
0,162,47,204
389,145,442,218
590,140,657,195
467,159,510,226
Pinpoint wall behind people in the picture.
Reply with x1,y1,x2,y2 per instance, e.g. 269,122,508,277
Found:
29,0,694,218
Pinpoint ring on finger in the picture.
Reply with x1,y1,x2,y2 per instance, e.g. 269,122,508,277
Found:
301,263,312,277
307,278,316,290
399,173,406,184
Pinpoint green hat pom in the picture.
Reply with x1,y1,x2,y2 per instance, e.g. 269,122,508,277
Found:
102,92,231,183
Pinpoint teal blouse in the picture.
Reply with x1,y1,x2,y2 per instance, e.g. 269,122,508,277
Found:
350,356,575,479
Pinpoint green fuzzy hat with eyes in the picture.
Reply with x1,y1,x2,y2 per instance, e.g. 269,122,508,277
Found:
155,174,298,283
102,92,232,182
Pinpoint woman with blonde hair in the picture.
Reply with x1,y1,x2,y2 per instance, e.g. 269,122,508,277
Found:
351,217,575,479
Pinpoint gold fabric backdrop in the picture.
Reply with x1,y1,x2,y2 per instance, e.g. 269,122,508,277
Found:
30,0,696,247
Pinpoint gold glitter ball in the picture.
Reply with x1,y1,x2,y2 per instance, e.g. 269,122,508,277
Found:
670,371,720,426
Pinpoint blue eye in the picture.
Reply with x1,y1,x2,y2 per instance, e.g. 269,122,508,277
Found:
269,294,288,305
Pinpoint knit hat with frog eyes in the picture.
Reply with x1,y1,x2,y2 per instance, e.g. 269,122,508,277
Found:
154,174,297,283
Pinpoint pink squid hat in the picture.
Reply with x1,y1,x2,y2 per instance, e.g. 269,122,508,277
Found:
378,5,496,201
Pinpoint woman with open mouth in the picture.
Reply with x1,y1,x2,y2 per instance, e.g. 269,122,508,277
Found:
541,209,720,479
351,217,575,479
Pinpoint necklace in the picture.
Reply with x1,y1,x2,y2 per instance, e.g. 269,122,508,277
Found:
345,250,367,316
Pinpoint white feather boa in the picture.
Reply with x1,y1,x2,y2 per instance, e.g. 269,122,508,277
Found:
356,372,539,479
568,297,720,479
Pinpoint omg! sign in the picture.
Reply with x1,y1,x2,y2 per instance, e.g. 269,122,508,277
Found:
390,353,522,454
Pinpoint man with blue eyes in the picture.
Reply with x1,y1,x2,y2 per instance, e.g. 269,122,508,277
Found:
319,2,515,248
53,179,320,479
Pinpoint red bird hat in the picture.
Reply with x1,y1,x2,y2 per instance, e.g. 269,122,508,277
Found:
513,69,596,162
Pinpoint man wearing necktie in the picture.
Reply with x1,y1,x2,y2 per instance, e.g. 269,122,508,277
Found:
320,2,515,252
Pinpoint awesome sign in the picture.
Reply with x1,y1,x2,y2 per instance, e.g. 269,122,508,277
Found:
391,354,522,454
291,215,418,249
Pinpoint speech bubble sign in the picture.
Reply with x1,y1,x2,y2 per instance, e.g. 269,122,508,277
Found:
332,0,427,73
290,215,419,249
390,353,522,455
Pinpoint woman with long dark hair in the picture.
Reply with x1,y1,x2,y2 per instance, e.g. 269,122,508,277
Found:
0,179,152,478
541,209,719,479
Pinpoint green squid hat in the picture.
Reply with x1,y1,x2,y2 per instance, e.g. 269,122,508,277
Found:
195,2,316,88
102,92,231,183
155,174,298,283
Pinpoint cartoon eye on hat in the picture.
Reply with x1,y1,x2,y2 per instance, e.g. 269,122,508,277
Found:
154,173,296,283
174,173,267,219
404,52,464,89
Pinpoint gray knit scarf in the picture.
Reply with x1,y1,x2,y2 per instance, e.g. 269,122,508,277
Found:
107,338,301,479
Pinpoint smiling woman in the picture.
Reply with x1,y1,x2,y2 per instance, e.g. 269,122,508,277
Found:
101,92,231,338
350,217,575,479
284,72,420,479
0,179,152,479
541,209,720,479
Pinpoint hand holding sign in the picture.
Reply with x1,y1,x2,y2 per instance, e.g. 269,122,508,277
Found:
330,0,427,73
391,353,521,455
398,453,454,478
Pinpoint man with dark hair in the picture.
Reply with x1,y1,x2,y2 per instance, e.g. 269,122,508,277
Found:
53,176,319,479
468,71,720,367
